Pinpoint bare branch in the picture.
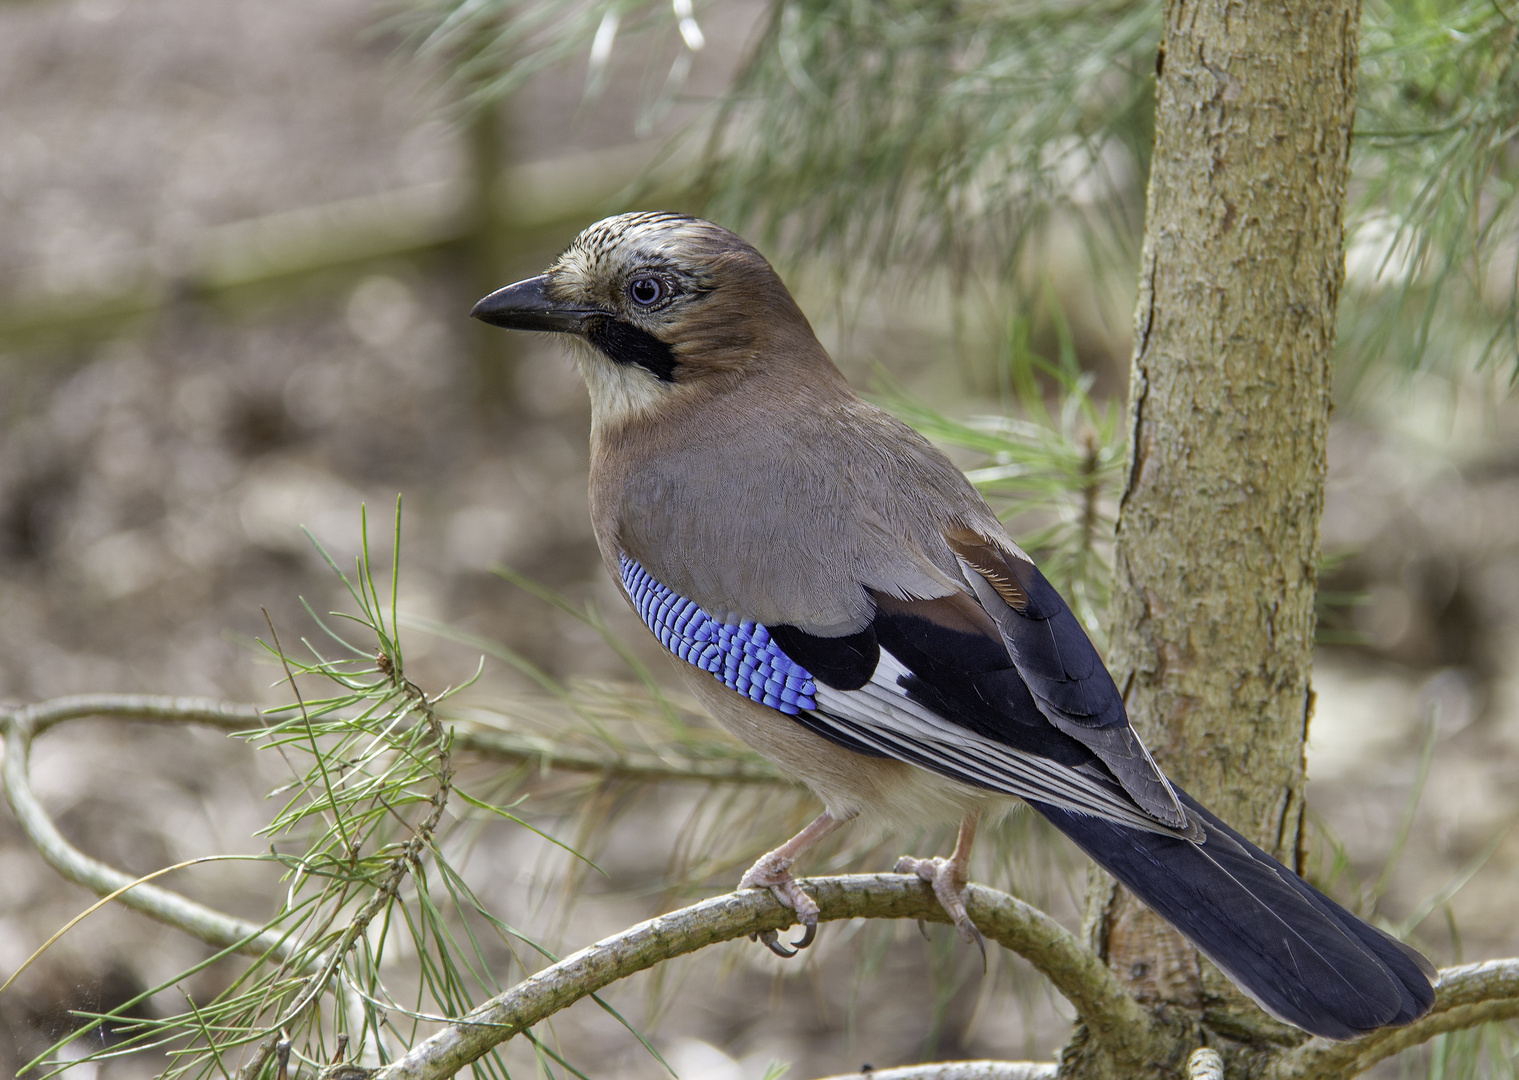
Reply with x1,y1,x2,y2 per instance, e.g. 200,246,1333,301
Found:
13,692,265,736
1267,959,1519,1079
0,704,285,960
370,874,1155,1080
19,693,1519,1080
451,726,784,784
6,691,786,785
814,1063,1057,1080
1187,1047,1224,1080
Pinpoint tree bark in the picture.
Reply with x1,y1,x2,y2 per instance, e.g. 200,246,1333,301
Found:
1074,0,1363,1071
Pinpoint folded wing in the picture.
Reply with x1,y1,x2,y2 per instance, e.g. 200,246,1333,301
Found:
617,548,1436,1039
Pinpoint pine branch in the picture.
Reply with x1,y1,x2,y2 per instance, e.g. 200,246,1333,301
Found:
0,693,1123,1079
815,1063,1057,1080
12,693,1519,1079
13,692,263,736
1266,959,1519,1080
0,699,284,960
451,726,784,784
369,874,1158,1080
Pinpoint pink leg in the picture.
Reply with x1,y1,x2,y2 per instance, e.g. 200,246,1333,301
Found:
738,811,853,957
896,811,986,963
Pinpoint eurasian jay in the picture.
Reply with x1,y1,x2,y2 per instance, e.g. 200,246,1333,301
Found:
471,211,1436,1039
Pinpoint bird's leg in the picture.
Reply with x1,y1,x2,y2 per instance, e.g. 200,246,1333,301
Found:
739,811,852,958
896,811,986,964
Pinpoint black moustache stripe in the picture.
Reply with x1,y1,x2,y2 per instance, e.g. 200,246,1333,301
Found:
585,317,678,382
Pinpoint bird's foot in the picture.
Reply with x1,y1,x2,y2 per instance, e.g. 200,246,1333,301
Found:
739,849,818,958
895,853,986,967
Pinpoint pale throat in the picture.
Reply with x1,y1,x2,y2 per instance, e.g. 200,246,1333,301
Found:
575,352,670,434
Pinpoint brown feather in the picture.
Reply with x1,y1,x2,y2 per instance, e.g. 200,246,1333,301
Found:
943,528,1031,611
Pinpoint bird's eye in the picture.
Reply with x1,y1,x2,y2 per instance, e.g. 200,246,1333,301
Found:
628,276,664,307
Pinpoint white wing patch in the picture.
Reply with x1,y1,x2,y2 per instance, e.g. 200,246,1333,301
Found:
807,651,1186,836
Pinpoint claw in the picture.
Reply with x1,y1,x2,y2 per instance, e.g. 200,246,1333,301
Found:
737,813,854,957
749,913,817,958
752,928,799,958
968,922,987,973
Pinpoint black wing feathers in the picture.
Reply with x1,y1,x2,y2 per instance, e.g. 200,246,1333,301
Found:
869,593,1099,768
768,560,1187,828
786,711,894,760
767,623,879,691
945,532,1188,829
948,531,1124,726
746,539,1434,1038
738,546,1435,1038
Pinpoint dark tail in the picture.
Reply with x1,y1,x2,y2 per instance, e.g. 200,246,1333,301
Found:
1029,788,1437,1040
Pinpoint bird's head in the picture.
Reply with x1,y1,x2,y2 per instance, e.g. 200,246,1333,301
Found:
472,212,832,428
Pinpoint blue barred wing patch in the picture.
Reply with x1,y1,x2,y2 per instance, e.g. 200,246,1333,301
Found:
619,555,817,714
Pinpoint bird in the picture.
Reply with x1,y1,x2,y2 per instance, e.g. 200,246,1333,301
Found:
470,210,1437,1040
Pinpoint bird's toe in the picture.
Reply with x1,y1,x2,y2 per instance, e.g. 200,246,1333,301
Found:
896,853,983,964
738,848,794,891
739,850,819,955
893,854,932,880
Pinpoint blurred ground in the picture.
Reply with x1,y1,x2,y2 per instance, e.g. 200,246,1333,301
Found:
0,3,1516,1079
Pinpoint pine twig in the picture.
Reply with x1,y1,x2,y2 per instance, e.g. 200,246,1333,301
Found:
814,1064,1056,1080
1266,959,1519,1080
0,700,284,959
370,874,1158,1080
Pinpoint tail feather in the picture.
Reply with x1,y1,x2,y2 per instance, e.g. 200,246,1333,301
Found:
1029,788,1436,1040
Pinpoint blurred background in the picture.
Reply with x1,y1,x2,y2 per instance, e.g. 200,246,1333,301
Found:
1,1,1517,1077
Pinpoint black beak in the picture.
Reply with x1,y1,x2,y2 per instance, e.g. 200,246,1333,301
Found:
470,275,598,333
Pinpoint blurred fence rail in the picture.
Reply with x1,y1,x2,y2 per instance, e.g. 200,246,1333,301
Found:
0,141,672,353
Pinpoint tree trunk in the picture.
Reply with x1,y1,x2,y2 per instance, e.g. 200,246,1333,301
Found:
1069,0,1363,1073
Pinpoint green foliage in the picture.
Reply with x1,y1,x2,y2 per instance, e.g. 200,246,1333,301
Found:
1401,1023,1519,1080
395,0,1519,380
1346,0,1519,381
18,506,623,1080
391,0,707,133
693,0,1157,283
19,504,503,1080
877,299,1125,638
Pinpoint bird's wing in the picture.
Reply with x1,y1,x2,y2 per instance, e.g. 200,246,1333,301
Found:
618,551,1196,838
940,528,1187,829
